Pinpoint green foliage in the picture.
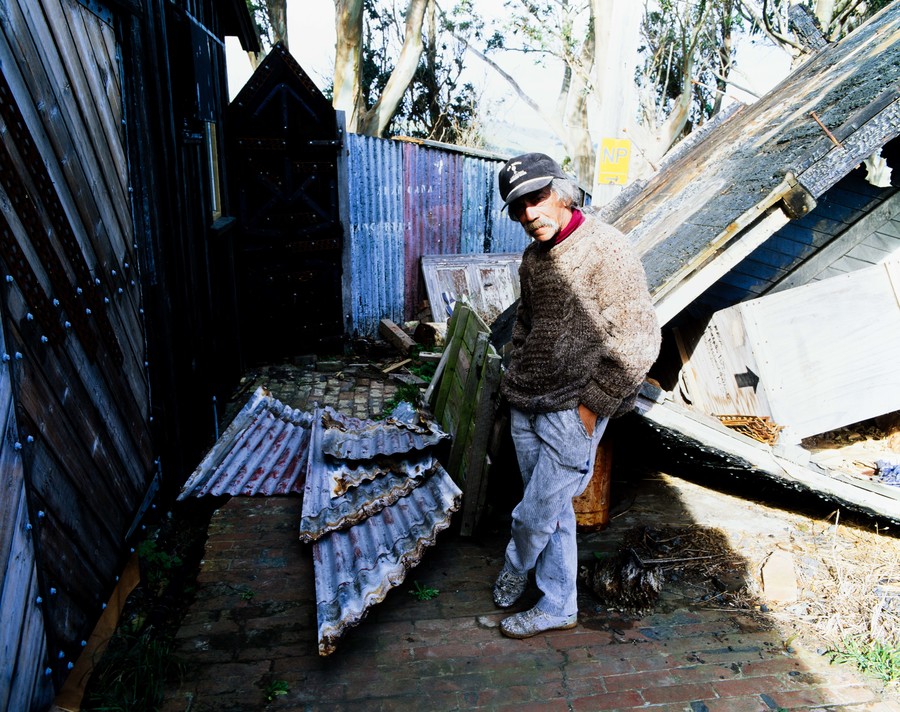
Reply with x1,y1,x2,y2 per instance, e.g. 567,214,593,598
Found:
360,0,483,144
86,631,183,711
137,537,183,595
381,382,423,417
409,581,440,601
264,679,290,702
829,639,900,684
639,0,744,135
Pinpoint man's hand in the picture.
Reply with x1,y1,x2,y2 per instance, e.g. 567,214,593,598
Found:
578,404,598,437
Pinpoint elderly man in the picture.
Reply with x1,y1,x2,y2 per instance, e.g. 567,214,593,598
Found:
493,152,660,638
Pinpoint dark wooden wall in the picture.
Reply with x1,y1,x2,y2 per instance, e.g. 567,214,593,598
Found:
0,0,254,704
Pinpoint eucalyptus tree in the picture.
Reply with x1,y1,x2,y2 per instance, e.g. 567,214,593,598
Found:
332,0,481,140
245,0,289,68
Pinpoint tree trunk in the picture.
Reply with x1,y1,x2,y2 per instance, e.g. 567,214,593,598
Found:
333,0,365,132
358,0,429,136
563,10,595,186
591,0,644,205
267,0,289,50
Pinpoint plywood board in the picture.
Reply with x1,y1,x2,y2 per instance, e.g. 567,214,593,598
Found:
675,308,773,417
682,256,900,441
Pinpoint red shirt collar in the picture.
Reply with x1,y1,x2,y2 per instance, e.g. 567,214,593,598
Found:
553,208,584,246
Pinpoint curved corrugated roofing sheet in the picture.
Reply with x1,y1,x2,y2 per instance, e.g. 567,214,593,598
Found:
312,468,462,656
177,388,312,498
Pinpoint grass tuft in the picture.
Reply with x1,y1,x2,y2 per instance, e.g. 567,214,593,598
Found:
829,638,900,684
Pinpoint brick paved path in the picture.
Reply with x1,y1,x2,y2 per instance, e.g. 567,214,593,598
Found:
161,364,900,712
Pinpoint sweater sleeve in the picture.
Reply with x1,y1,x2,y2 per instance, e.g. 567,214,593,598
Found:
579,232,661,418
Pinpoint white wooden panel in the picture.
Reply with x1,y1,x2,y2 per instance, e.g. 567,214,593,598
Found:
422,253,522,325
740,256,900,440
676,308,773,417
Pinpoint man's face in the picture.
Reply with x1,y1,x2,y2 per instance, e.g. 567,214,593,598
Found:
508,186,572,242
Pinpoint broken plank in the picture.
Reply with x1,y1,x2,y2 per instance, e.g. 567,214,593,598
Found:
433,306,470,426
447,332,489,481
379,318,417,355
382,358,412,374
458,352,503,536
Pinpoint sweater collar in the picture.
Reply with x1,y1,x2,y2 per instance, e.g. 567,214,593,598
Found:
552,208,584,246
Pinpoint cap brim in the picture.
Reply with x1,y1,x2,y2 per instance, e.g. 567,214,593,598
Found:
501,176,555,209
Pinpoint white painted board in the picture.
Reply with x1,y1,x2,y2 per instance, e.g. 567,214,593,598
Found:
421,253,522,325
682,256,900,441
741,255,900,440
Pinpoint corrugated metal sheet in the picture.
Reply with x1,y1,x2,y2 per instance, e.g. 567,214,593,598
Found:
346,134,405,337
179,389,461,656
298,458,438,542
344,138,526,336
312,468,462,656
320,405,449,459
460,155,529,255
403,143,464,320
300,407,442,542
177,387,312,499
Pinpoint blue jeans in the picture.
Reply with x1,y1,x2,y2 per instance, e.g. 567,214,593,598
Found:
504,406,608,617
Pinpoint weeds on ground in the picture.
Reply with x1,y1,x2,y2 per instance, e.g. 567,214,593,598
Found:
382,382,423,415
263,679,290,702
378,346,438,417
83,500,215,711
85,626,183,711
408,346,437,382
764,510,900,687
829,639,900,685
409,581,440,601
136,538,183,597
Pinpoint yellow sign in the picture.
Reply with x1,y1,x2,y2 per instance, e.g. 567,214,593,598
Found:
596,138,632,185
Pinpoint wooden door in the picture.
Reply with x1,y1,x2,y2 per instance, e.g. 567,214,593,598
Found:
226,44,344,361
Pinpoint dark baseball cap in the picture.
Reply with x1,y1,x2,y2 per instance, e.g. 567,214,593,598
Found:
498,152,567,208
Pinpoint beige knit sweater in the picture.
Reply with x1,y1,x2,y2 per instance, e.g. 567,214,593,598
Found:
501,214,661,418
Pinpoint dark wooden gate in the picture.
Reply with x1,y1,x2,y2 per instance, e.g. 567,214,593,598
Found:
226,44,344,362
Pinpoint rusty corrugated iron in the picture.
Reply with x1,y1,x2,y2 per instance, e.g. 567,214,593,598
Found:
298,459,438,543
312,467,462,656
299,406,442,542
177,387,312,498
346,134,405,337
344,137,523,336
301,404,459,655
461,155,529,255
320,405,449,459
403,143,463,320
180,388,461,656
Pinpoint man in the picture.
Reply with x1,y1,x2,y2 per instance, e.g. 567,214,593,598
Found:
493,152,660,638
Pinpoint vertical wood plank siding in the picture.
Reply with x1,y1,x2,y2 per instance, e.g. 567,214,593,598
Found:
345,140,528,336
0,324,54,712
0,0,152,697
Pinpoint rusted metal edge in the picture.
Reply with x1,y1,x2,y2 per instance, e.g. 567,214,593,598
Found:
320,404,449,459
298,455,440,543
312,467,462,656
